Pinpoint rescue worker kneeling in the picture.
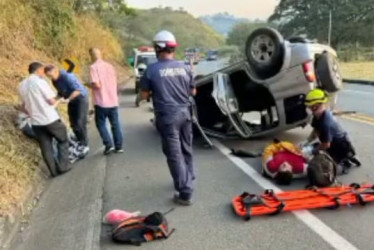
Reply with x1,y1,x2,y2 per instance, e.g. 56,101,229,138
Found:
262,140,308,185
304,89,361,172
140,31,196,206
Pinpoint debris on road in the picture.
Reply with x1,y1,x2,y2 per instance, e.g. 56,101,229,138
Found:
111,211,175,246
232,183,374,221
103,209,141,225
230,148,262,158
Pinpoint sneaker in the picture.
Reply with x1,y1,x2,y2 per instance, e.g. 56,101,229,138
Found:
173,194,193,206
104,146,115,155
349,157,361,167
69,156,79,164
81,146,90,155
115,148,124,153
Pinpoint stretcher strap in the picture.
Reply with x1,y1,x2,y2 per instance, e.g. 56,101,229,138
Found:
240,193,264,220
263,189,285,215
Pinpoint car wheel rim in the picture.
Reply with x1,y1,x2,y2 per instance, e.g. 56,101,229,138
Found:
250,35,275,64
332,61,341,82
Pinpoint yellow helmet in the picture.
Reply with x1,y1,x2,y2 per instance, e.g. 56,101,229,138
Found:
305,89,328,106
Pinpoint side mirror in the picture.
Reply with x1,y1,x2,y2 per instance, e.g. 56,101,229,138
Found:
128,57,134,67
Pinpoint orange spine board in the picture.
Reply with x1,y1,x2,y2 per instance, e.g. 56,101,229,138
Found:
233,185,374,219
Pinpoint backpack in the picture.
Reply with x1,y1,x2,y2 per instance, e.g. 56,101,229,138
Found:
112,212,174,246
307,151,337,187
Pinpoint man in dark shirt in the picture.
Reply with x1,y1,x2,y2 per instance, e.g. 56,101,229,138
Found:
305,89,360,171
141,30,196,206
45,65,89,155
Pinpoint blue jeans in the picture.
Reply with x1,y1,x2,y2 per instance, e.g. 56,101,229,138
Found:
95,106,123,149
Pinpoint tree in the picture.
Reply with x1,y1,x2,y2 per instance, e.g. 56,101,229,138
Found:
269,0,374,49
226,21,268,52
71,0,135,15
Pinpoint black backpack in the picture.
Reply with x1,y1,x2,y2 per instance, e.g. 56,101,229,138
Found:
307,151,337,187
112,212,174,246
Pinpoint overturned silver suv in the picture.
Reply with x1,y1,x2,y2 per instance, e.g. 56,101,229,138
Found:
194,28,342,139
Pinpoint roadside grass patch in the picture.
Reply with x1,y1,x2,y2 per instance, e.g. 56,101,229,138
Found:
341,61,374,81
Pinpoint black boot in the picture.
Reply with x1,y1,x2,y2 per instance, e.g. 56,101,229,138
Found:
349,157,361,167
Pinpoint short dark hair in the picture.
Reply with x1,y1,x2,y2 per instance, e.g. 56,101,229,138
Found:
44,64,56,73
275,171,293,185
28,62,44,74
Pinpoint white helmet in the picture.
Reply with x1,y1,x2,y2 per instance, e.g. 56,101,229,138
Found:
153,30,178,48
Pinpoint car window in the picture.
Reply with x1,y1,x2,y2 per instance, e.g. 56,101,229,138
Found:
136,55,157,67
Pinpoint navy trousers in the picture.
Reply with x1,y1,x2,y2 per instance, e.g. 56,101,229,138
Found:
156,107,195,200
68,96,89,146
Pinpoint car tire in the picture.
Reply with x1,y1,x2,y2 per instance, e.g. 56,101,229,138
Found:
245,28,285,79
316,53,343,93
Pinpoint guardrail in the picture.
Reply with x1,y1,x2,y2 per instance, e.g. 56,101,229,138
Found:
343,79,374,86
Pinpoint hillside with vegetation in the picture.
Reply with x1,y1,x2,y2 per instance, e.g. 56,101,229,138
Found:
0,1,226,217
104,7,225,58
0,0,126,216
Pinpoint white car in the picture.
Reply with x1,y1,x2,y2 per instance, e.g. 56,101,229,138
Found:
132,47,157,93
194,28,342,139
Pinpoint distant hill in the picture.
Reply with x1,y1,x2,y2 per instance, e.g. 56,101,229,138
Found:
122,8,225,57
200,13,250,36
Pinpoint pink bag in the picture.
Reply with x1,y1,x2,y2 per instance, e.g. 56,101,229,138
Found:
103,209,141,225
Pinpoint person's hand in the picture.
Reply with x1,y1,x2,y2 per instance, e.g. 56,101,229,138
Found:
61,98,70,104
52,98,63,108
13,104,22,111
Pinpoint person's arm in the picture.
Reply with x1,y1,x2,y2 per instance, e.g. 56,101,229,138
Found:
39,80,60,106
66,74,83,101
316,125,332,151
318,142,331,151
14,102,28,114
67,90,81,102
188,66,196,96
191,88,197,96
89,66,101,89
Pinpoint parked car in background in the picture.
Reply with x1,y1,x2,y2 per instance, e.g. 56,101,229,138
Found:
130,46,157,93
206,50,219,61
193,28,342,139
185,48,201,65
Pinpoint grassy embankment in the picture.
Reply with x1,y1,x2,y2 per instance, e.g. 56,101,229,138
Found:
0,0,126,215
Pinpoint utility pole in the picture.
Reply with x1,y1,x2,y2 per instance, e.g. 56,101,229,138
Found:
328,10,332,46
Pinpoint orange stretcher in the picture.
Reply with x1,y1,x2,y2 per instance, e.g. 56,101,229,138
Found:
232,183,374,221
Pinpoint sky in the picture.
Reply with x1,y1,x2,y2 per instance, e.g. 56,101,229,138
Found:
126,0,279,19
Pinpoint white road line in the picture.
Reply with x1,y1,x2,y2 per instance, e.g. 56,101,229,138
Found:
343,89,373,95
214,140,359,250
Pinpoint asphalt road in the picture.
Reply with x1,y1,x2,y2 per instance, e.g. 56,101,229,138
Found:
12,61,374,250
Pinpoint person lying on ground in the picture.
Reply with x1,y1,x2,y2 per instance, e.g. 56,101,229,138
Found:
44,65,90,156
262,139,308,185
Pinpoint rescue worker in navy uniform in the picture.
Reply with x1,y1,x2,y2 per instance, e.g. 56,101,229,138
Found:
304,89,361,172
140,31,196,206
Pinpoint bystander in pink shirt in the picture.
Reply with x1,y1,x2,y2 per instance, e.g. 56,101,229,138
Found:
90,59,119,108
